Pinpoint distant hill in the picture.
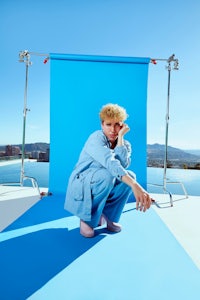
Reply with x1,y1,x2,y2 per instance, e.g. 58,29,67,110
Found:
147,143,200,168
23,143,49,152
147,143,200,161
0,143,49,152
184,149,200,156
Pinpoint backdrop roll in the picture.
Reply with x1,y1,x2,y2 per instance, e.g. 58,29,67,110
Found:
49,53,150,196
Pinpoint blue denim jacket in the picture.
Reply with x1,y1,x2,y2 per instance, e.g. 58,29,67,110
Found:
64,130,132,220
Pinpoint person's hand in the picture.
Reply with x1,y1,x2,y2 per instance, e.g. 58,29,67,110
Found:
118,123,130,137
132,183,152,212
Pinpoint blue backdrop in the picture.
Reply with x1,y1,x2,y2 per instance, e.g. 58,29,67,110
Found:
49,53,150,196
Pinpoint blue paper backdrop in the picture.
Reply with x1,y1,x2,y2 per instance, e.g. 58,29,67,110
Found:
49,53,150,195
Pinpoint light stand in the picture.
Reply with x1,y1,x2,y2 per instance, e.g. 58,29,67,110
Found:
18,50,40,191
149,54,188,206
19,50,32,185
164,55,177,192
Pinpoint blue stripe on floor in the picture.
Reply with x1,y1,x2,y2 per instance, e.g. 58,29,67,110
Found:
0,195,200,300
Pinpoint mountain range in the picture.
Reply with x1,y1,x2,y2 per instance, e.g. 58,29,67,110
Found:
147,143,200,161
1,142,200,167
0,143,49,152
147,143,200,168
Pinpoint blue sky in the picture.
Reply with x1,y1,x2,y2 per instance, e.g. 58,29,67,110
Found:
1,0,200,149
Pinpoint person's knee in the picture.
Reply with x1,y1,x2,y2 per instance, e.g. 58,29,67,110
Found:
91,169,115,188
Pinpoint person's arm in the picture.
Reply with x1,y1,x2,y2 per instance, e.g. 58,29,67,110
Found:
117,123,130,146
117,123,152,211
113,124,131,168
121,174,152,212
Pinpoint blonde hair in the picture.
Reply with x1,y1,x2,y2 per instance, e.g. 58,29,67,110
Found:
99,103,128,122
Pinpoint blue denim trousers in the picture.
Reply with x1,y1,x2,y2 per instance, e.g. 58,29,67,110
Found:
85,168,135,228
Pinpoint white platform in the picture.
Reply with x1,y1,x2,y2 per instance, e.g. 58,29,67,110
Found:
0,185,41,232
151,193,200,270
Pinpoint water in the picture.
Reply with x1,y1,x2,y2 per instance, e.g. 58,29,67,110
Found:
0,161,49,187
0,161,199,196
147,167,200,196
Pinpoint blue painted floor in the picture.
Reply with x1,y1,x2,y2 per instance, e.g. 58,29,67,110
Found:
0,194,200,300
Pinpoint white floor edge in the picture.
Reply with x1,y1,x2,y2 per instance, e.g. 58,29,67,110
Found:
151,193,200,270
0,185,42,232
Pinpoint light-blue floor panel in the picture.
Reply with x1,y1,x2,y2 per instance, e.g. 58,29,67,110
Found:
0,195,200,300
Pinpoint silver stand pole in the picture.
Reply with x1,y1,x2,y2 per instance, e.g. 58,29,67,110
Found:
162,56,174,205
149,54,188,206
17,50,51,195
18,51,40,195
163,60,171,190
19,51,32,185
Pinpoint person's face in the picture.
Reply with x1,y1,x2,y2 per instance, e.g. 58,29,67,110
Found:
101,118,123,143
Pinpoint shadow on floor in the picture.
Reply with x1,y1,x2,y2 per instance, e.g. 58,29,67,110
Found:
3,193,70,232
0,226,105,300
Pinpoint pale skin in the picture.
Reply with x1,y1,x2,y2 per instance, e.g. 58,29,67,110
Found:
101,118,152,212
